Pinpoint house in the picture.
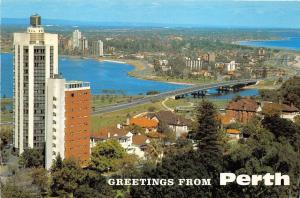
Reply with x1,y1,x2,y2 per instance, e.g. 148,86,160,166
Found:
261,102,300,121
127,134,150,159
90,127,133,150
148,111,192,138
129,117,158,133
226,129,241,140
218,114,236,127
90,127,151,159
225,98,259,123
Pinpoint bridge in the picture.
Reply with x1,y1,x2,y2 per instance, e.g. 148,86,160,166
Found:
92,79,258,115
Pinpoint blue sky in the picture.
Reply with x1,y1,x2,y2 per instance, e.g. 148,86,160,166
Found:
2,0,300,28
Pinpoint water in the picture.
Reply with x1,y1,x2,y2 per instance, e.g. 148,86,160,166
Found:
239,37,300,51
208,89,259,100
1,53,187,97
1,53,259,99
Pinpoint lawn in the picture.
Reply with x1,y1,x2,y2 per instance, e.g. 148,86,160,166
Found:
91,100,165,133
164,98,191,109
92,95,143,108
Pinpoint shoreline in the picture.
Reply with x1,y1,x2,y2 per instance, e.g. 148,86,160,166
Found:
236,38,300,52
60,54,196,85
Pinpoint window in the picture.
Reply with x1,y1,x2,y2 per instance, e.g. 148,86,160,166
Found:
71,93,74,97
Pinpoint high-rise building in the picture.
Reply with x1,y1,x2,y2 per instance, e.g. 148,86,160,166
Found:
91,40,104,57
185,57,203,71
45,78,91,169
13,14,58,154
72,29,81,49
79,36,88,54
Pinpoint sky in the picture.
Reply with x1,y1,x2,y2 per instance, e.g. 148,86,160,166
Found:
2,0,300,28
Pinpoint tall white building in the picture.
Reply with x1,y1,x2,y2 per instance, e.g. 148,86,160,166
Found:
226,61,236,72
45,76,66,169
185,57,203,71
79,36,88,52
98,40,104,57
45,78,91,169
72,29,81,49
91,40,104,57
13,14,58,154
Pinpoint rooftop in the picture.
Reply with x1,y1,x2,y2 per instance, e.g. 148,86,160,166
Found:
129,117,158,128
132,134,149,146
91,127,129,140
226,98,259,112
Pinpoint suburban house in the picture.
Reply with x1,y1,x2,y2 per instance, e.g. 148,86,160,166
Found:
260,102,300,121
128,117,158,133
127,134,150,159
218,114,237,127
226,129,241,140
225,98,260,123
90,127,150,159
90,127,133,150
147,111,192,138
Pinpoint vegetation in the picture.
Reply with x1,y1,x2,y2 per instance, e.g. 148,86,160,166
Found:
19,148,44,168
90,139,127,172
50,155,114,197
91,100,164,132
260,76,300,109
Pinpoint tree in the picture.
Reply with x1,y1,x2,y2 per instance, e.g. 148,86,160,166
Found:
74,170,115,198
279,76,300,108
1,168,42,198
0,126,13,146
194,101,222,162
50,158,83,197
157,120,175,143
50,157,115,197
131,101,226,198
224,121,300,197
30,168,49,195
90,139,126,172
19,148,44,168
127,124,144,135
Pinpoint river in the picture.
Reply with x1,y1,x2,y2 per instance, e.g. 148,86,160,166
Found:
1,53,258,99
239,37,300,51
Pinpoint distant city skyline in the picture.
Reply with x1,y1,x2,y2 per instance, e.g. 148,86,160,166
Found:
2,0,300,28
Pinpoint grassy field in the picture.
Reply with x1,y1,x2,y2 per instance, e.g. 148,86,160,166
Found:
165,97,229,109
91,100,165,133
164,98,191,109
92,95,143,108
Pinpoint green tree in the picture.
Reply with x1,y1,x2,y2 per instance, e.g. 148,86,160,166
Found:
279,76,300,109
90,139,126,172
224,122,300,197
19,148,44,168
50,158,83,197
30,168,49,195
0,126,13,146
128,124,144,135
194,101,222,162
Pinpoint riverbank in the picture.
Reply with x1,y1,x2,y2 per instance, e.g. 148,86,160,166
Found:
96,56,197,85
244,79,281,90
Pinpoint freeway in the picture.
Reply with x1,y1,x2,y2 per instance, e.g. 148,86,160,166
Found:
92,79,258,115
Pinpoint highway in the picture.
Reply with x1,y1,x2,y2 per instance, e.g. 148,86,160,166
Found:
92,79,258,115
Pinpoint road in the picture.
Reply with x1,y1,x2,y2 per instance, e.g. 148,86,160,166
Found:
92,79,257,115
